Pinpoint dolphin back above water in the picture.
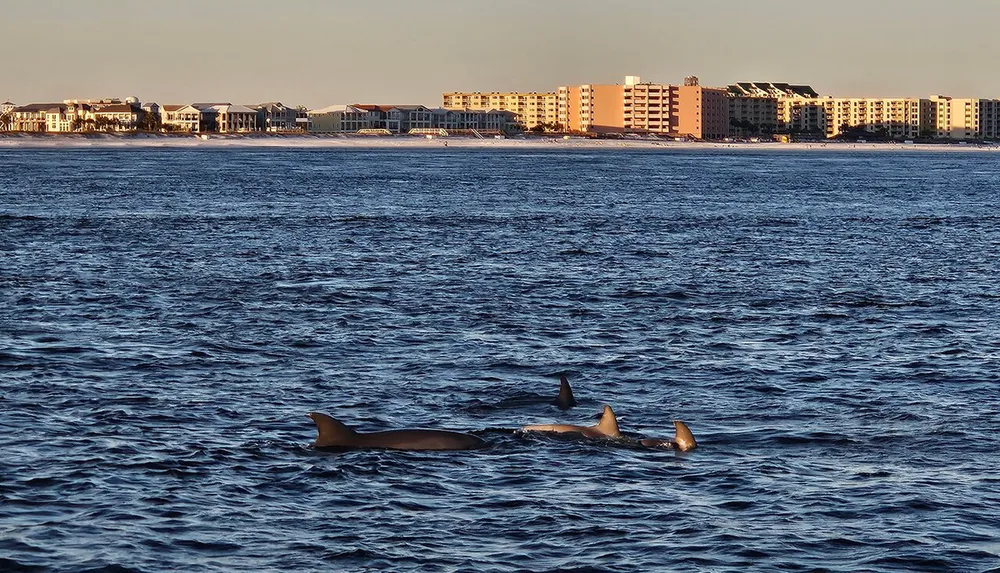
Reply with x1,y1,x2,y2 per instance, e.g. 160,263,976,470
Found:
553,375,577,410
521,405,622,439
639,420,698,451
308,412,486,451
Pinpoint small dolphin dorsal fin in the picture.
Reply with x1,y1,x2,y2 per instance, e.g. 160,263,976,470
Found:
594,405,620,437
308,412,358,447
554,375,577,409
673,420,697,451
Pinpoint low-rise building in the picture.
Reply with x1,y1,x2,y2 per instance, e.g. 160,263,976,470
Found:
159,103,257,133
308,104,377,133
162,104,202,132
0,101,13,131
10,103,64,132
254,102,301,132
90,103,142,131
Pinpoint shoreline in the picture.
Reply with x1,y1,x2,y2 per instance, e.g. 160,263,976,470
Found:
2,132,999,152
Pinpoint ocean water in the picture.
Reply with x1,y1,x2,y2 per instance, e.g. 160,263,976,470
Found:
2,146,999,573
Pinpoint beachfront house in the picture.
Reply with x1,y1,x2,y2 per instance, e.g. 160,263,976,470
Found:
307,104,377,133
90,103,142,131
160,103,258,133
254,102,302,132
9,103,63,132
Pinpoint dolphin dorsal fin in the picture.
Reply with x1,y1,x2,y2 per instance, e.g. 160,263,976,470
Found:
595,405,620,437
673,420,697,451
554,375,577,409
308,412,358,447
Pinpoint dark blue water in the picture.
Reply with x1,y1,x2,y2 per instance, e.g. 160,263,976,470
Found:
2,146,999,572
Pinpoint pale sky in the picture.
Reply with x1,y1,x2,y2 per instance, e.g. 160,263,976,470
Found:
3,0,1000,108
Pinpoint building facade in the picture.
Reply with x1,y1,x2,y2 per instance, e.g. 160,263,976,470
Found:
557,76,729,139
623,76,675,134
255,102,301,132
10,103,64,131
821,97,930,139
927,96,1000,140
727,82,823,135
442,91,557,130
557,83,625,134
308,104,377,133
160,103,257,133
675,78,729,140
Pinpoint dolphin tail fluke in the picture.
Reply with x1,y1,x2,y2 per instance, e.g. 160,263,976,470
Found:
672,420,697,451
554,375,577,409
596,405,621,437
308,412,358,448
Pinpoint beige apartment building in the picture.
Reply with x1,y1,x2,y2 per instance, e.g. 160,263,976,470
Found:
727,82,823,135
928,96,1000,140
821,97,930,139
442,91,557,130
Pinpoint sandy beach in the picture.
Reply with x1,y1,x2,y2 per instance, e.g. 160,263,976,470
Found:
2,131,1000,152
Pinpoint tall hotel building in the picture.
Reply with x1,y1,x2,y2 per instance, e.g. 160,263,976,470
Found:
441,92,557,130
557,76,728,139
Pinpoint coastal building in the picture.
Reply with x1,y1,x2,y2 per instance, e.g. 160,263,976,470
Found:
727,82,823,135
10,103,64,132
976,100,1000,140
928,96,1000,140
0,101,13,131
431,108,517,133
90,103,142,131
820,97,929,139
623,76,674,135
1,100,15,131
382,105,517,135
307,104,377,133
159,103,257,133
557,76,728,139
557,83,625,134
675,76,729,140
254,102,301,132
442,91,557,130
201,104,257,132
162,104,202,132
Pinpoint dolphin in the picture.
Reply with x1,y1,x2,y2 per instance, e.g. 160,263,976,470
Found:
307,412,486,451
521,404,622,439
638,421,698,451
553,375,577,410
